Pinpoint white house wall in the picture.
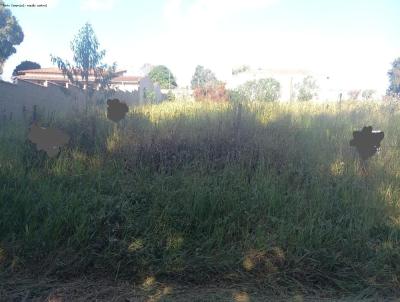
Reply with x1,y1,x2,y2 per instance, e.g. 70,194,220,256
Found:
228,70,353,102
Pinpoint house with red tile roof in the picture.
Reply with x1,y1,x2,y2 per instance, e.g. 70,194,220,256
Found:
14,67,142,92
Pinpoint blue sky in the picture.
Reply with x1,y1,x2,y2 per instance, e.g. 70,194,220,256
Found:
2,0,400,94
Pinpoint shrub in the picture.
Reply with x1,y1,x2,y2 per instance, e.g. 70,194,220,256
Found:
348,90,361,101
295,76,318,101
166,90,176,102
228,89,246,104
143,88,157,104
193,82,228,102
361,89,376,101
236,78,281,102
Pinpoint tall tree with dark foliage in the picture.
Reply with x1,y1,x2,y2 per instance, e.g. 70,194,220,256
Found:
387,57,400,96
12,60,41,76
0,0,24,74
50,22,116,91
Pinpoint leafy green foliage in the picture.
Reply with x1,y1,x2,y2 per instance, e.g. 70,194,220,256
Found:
143,88,157,103
236,78,281,102
12,60,41,76
228,89,246,103
295,76,318,101
0,1,24,73
50,22,116,90
166,90,176,102
147,65,177,89
387,57,400,96
191,65,218,89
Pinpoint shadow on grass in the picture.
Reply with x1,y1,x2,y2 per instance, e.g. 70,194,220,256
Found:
1,102,400,297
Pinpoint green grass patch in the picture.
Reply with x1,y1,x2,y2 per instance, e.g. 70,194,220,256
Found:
1,100,400,296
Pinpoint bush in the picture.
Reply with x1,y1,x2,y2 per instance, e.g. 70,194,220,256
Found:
384,92,400,102
228,89,246,104
166,90,176,102
143,88,157,104
193,82,228,102
362,89,376,101
236,78,280,102
347,90,361,101
295,76,318,101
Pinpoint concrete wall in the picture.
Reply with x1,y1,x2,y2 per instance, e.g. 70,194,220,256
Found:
139,76,166,104
111,83,139,92
0,79,141,121
161,88,194,101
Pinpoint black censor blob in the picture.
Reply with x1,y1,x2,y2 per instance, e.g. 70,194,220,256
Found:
28,123,70,158
107,99,129,123
350,126,384,160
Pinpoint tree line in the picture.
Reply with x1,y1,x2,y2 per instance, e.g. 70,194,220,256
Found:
1,1,400,101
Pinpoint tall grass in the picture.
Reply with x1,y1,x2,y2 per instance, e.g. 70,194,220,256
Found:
1,100,400,295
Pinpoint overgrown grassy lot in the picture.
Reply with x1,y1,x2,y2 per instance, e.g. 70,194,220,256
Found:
1,100,400,297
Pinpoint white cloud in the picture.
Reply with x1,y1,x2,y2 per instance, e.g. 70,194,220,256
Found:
80,0,117,11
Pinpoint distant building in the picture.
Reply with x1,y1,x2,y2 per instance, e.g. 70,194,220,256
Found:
161,88,194,101
111,75,141,92
14,67,142,91
228,67,347,102
12,67,167,103
139,76,163,103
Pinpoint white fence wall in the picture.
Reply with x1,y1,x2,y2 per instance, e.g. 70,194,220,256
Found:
0,79,149,121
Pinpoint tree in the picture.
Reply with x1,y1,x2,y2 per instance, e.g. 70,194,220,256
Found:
387,57,400,96
191,65,217,89
236,78,281,102
347,89,361,100
361,89,376,101
232,65,250,76
147,65,177,89
12,60,41,76
50,22,116,90
0,1,24,74
295,76,318,101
